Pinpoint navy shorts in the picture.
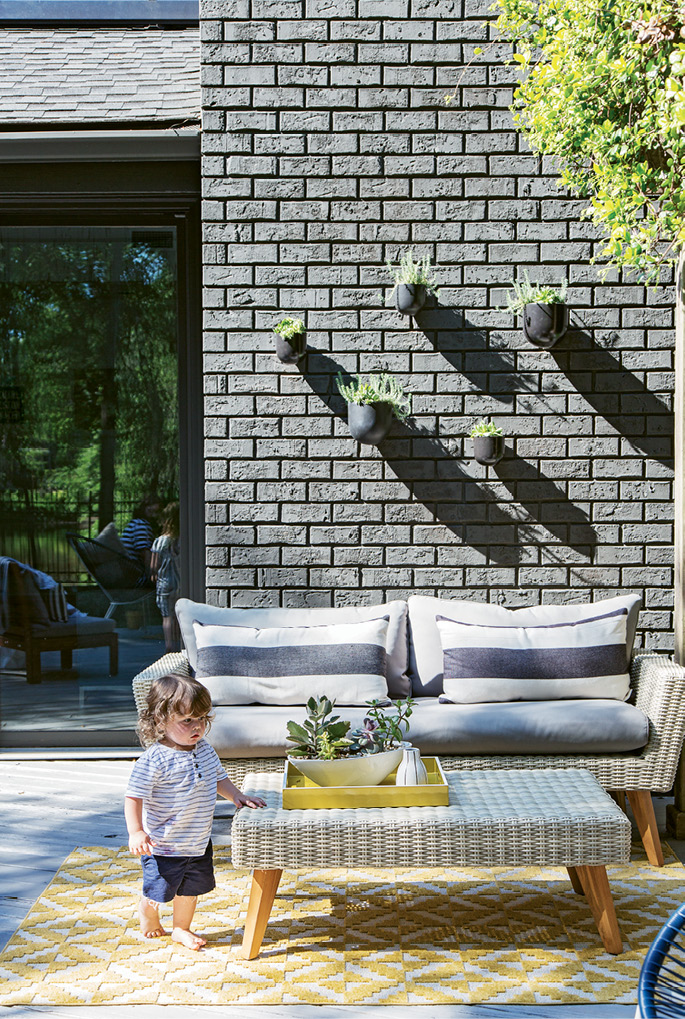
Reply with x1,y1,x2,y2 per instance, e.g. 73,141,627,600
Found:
141,840,215,903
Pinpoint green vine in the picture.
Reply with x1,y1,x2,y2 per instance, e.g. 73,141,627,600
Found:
492,0,685,282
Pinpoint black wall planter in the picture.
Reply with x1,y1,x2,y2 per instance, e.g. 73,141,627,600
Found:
395,284,426,316
473,435,504,466
275,331,306,364
347,402,393,445
523,302,568,348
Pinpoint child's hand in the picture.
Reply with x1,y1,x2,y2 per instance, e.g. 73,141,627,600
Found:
233,791,267,810
129,829,156,855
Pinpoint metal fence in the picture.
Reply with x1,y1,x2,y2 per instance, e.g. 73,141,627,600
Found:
0,490,138,583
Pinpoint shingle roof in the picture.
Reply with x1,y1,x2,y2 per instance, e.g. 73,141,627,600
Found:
0,28,200,126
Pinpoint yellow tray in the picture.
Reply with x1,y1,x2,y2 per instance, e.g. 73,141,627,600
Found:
282,756,449,809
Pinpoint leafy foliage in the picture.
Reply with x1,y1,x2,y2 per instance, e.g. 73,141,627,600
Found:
0,235,178,507
286,695,415,760
335,372,411,422
492,0,685,280
501,269,567,314
273,317,305,340
470,419,504,438
386,249,440,297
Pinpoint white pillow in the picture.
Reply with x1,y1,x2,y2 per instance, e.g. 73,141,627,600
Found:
193,616,390,706
408,593,642,696
437,609,631,703
175,598,410,696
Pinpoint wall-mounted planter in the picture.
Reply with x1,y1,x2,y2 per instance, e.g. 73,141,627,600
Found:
523,302,567,348
473,435,504,466
395,284,426,316
275,330,306,364
347,401,393,445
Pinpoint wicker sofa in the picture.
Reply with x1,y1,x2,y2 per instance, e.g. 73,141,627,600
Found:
132,594,685,868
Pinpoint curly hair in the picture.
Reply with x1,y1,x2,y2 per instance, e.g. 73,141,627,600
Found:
137,672,213,747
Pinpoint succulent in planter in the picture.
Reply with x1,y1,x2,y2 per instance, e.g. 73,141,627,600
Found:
273,317,306,364
501,271,568,348
286,695,415,787
336,372,411,445
469,419,505,467
386,249,440,316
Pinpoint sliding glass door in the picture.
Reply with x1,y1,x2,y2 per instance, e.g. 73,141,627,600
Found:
0,223,195,745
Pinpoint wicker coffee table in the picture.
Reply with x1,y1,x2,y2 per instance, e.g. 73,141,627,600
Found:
232,767,632,958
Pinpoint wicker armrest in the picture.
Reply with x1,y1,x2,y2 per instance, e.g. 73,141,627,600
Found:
630,653,685,790
132,650,191,714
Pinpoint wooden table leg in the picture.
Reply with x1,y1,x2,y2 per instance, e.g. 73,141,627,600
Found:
574,865,623,955
626,789,664,867
566,866,584,894
241,868,282,960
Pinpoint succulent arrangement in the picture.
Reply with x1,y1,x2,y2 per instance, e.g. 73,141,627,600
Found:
501,271,567,315
286,695,414,761
469,419,504,438
335,372,411,423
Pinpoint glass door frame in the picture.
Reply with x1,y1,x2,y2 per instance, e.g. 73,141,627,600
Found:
0,189,202,748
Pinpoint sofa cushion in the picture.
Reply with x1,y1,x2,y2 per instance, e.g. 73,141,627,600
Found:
437,609,630,703
176,598,410,696
206,697,649,758
194,616,390,706
408,594,642,697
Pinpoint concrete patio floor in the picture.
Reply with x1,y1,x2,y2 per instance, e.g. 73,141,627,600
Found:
1,754,682,1019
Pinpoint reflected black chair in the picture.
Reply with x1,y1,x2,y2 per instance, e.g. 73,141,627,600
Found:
66,532,155,625
637,901,685,1017
0,558,118,684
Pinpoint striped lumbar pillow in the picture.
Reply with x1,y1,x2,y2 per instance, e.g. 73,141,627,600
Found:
193,616,390,705
437,609,630,703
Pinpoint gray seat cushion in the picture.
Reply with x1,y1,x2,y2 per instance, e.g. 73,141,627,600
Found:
207,697,649,759
28,616,116,636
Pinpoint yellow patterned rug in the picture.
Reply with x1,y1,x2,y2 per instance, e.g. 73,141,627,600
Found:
1,844,683,1006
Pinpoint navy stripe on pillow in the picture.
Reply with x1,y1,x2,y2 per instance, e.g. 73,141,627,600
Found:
443,643,627,681
197,643,386,679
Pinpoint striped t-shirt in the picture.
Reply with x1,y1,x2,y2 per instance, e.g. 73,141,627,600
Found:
126,739,228,856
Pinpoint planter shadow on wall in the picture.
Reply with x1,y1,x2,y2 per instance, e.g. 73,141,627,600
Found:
472,435,505,467
523,302,568,348
347,402,393,445
549,324,673,465
382,428,597,558
275,330,306,364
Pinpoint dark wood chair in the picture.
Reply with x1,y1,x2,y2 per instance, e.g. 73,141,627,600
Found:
0,559,118,684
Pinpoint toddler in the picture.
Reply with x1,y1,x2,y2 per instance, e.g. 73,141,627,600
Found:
125,672,266,950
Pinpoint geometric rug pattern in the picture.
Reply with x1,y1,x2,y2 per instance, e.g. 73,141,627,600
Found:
1,844,683,1006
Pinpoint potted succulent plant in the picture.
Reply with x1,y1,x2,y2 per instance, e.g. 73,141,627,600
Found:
286,695,415,787
470,419,505,466
273,317,306,364
502,271,568,348
386,249,440,316
336,372,411,445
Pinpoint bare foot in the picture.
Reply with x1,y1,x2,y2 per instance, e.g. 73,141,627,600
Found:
138,896,167,938
171,926,206,951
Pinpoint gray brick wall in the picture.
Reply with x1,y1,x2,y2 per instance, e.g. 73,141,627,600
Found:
200,0,675,650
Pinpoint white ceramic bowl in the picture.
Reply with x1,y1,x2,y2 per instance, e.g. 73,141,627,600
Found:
287,747,403,787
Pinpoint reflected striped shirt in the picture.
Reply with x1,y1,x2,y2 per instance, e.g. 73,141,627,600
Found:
126,739,227,856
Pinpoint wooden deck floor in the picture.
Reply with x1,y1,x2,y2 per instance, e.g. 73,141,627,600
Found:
1,754,679,1019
